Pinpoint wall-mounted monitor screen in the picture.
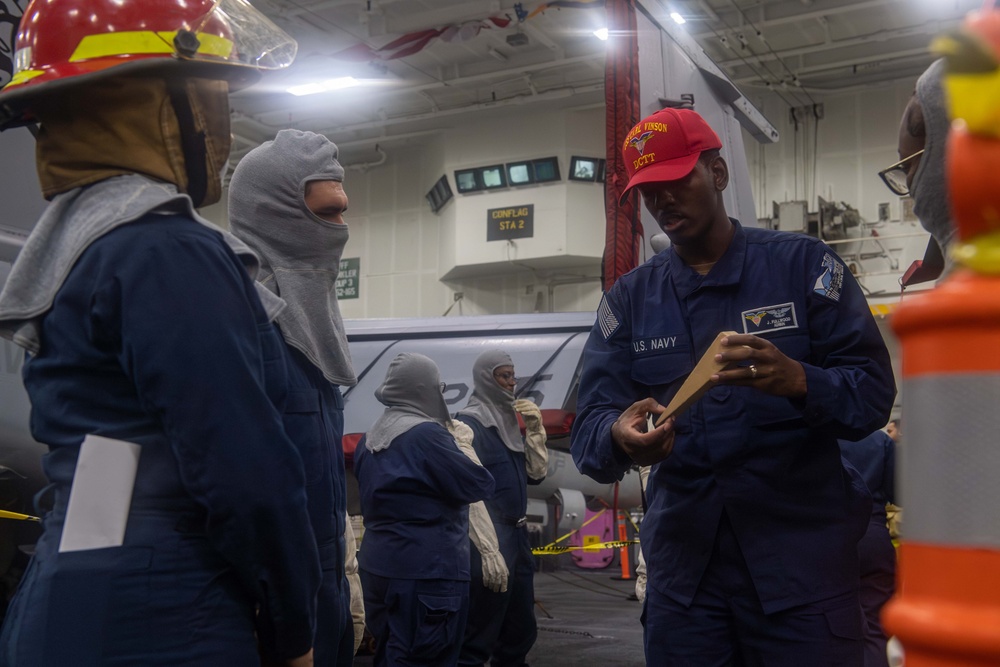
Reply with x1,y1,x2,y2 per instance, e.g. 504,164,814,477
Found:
454,168,480,193
569,156,600,182
454,165,509,193
506,162,533,186
480,164,507,189
532,157,561,183
425,174,454,213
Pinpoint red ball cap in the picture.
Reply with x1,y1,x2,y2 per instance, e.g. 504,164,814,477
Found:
618,108,722,206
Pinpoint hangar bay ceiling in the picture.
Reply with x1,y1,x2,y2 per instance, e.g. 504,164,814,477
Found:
230,0,979,162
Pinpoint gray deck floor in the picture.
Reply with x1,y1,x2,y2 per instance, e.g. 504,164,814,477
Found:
528,568,646,666
354,564,647,666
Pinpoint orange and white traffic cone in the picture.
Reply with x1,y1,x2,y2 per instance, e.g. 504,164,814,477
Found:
883,270,1000,666
616,511,632,581
882,7,1000,664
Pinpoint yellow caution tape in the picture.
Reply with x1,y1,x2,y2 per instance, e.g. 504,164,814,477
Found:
532,508,648,555
0,509,40,522
595,540,637,550
534,508,608,553
532,545,574,555
532,539,639,555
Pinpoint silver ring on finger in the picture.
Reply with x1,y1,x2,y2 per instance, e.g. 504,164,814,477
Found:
748,364,758,379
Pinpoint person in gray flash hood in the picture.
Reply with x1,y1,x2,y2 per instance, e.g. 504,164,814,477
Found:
355,353,495,667
229,129,356,387
892,59,955,279
457,349,548,667
228,129,357,666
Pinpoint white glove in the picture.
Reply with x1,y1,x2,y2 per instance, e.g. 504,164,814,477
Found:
634,547,648,604
446,419,483,465
469,500,509,593
639,465,651,492
635,467,650,603
445,420,508,592
343,514,365,656
514,399,548,480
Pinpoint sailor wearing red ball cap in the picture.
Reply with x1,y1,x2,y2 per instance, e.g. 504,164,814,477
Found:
571,107,895,665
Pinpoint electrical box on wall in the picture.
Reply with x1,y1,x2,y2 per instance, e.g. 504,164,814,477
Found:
438,182,605,280
774,200,808,233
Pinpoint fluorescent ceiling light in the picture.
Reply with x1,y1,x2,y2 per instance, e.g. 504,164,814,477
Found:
286,76,360,96
593,27,608,41
670,12,686,24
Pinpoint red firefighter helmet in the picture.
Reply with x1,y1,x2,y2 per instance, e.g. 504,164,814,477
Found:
0,0,297,127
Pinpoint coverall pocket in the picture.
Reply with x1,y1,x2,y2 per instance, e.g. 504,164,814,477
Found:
410,594,462,659
45,546,154,663
629,352,691,389
257,323,289,407
821,597,863,641
630,353,694,432
256,322,284,362
284,389,324,485
473,431,510,466
745,390,806,430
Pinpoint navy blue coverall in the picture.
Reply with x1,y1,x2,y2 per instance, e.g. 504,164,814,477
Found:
0,216,321,666
571,221,895,665
355,422,495,667
457,416,539,667
840,429,897,667
273,344,353,666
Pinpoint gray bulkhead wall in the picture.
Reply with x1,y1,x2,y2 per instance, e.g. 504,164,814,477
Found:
0,127,49,512
0,127,46,262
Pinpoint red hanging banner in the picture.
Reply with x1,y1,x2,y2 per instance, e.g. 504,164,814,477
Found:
602,0,642,292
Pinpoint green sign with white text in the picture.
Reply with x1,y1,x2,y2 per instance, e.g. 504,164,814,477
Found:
336,257,360,300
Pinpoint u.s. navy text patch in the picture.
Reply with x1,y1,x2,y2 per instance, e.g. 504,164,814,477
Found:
741,302,798,335
631,335,681,355
813,253,844,302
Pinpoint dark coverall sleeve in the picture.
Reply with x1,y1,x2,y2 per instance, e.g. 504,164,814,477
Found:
881,433,896,506
422,425,496,505
797,248,896,440
570,284,644,484
101,234,321,660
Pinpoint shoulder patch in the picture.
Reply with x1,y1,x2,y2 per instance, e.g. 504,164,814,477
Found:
597,294,621,341
813,252,844,302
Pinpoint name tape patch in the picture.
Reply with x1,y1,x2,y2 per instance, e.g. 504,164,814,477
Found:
741,302,798,335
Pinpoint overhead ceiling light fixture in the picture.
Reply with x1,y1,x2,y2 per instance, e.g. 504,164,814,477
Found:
286,76,360,96
506,31,529,47
593,27,609,40
670,12,686,24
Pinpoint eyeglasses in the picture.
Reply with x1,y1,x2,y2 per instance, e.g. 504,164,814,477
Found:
439,382,447,394
493,371,516,383
878,149,924,196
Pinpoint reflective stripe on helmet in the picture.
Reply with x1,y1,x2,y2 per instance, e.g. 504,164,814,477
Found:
8,70,45,87
71,31,234,63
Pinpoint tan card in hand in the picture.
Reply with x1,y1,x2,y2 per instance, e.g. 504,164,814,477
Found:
654,331,740,427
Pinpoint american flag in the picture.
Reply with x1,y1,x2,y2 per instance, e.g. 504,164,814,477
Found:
598,295,620,341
